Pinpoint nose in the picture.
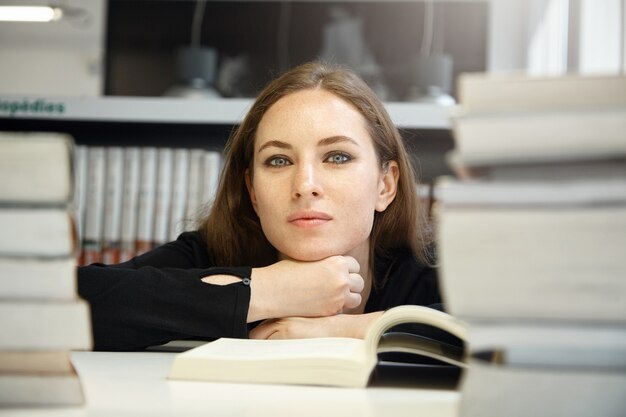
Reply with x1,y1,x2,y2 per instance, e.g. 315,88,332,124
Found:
292,162,323,199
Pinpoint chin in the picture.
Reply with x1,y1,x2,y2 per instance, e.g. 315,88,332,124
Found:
281,245,345,262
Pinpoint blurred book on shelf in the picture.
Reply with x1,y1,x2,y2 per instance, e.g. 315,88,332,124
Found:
74,145,223,266
0,132,91,407
435,73,626,417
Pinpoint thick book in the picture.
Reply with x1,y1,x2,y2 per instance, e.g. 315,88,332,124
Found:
433,175,626,206
458,356,626,417
447,152,626,182
0,351,86,407
0,370,85,406
450,107,626,161
0,300,92,350
435,202,626,323
168,305,468,388
0,207,76,258
0,256,76,300
0,132,74,205
0,350,75,374
457,72,626,114
464,321,626,369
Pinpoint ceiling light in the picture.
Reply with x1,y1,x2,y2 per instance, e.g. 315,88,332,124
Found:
0,6,63,22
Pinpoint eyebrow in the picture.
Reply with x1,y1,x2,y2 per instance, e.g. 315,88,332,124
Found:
257,136,360,153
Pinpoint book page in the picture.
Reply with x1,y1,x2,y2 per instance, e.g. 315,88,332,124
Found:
365,305,468,364
185,337,366,361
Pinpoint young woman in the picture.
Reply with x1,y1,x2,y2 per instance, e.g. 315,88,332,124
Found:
78,61,441,351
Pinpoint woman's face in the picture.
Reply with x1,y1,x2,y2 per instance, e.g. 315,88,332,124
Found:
246,89,398,262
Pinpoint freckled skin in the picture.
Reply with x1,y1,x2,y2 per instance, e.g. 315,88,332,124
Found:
247,89,391,266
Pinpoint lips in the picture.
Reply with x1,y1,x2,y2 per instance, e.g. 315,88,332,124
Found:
288,211,332,228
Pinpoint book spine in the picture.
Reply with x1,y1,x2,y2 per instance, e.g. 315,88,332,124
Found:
101,147,124,265
135,147,157,256
185,149,205,223
119,147,141,263
80,147,106,265
152,148,173,248
73,145,88,262
169,148,190,241
202,150,222,209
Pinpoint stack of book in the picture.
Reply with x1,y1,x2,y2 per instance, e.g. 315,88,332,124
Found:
0,132,92,406
434,73,626,417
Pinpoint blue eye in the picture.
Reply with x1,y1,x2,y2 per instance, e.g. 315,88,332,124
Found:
325,153,351,164
267,156,291,167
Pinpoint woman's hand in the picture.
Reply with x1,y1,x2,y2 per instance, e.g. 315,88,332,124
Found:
247,256,364,322
249,312,384,340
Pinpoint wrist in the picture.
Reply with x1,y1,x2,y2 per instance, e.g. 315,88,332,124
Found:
349,311,384,339
247,266,272,322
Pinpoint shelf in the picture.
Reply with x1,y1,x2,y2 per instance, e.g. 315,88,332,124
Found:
0,96,452,129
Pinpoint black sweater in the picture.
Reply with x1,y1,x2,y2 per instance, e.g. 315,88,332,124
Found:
78,231,442,351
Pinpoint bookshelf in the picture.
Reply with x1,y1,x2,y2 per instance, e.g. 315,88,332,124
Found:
0,96,455,180
0,96,452,129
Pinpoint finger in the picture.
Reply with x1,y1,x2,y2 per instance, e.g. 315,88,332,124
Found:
344,292,362,310
267,330,286,340
343,256,360,274
348,273,364,293
249,320,278,340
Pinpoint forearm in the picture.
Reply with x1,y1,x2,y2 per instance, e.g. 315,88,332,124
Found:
200,268,270,323
248,311,385,340
79,264,250,351
339,311,384,338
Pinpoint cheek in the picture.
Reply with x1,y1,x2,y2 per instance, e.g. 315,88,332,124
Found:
333,177,379,228
251,175,284,229
250,169,270,205
337,173,380,211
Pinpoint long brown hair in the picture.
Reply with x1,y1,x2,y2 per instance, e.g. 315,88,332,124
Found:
198,61,432,284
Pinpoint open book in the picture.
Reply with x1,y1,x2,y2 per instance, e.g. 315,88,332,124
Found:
168,305,468,388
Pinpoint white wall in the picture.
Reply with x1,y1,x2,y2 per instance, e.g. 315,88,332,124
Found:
488,0,625,74
487,0,527,72
577,0,624,74
0,0,105,96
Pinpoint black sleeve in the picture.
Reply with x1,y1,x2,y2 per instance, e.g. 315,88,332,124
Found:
367,253,463,351
367,253,442,311
77,232,251,351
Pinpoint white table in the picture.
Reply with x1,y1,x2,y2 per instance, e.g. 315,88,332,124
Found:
1,351,460,416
